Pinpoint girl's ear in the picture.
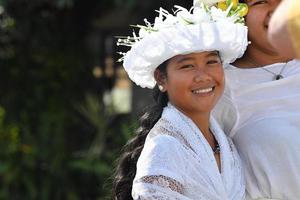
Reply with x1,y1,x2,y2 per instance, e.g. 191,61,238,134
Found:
154,69,167,92
154,69,166,85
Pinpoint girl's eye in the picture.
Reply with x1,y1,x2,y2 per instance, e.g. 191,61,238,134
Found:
207,60,220,65
180,64,194,69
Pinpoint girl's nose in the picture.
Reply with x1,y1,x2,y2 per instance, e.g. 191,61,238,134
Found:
194,70,212,83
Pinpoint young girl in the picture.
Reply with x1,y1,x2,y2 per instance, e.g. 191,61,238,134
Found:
113,2,248,199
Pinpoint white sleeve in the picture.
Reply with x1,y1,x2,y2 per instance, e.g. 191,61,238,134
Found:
132,135,193,200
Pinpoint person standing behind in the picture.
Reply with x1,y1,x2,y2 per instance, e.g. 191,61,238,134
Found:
268,0,300,58
210,0,300,199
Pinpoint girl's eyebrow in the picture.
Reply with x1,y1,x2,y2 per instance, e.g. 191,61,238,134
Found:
175,52,219,63
206,52,219,57
176,57,193,63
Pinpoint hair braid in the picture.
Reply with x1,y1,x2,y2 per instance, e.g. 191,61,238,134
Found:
112,63,168,200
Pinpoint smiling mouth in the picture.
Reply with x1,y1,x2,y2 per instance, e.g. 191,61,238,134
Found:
192,86,215,94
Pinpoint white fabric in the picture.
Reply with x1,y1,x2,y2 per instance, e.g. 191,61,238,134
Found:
132,103,245,200
194,0,224,7
213,59,300,200
122,5,248,88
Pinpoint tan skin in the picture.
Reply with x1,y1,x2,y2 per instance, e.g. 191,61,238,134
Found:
234,0,292,68
154,51,224,171
268,0,298,58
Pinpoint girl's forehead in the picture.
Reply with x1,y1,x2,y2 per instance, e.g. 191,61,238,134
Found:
171,51,219,61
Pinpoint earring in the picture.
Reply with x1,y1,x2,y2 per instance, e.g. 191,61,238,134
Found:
158,85,164,92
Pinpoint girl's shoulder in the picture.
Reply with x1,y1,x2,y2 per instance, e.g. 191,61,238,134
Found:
148,118,194,152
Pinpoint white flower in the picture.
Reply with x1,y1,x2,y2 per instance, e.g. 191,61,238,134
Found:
210,6,239,23
153,8,165,29
138,28,149,38
118,4,248,90
153,7,177,30
194,0,224,7
175,5,212,25
163,14,178,26
192,6,212,23
176,7,195,24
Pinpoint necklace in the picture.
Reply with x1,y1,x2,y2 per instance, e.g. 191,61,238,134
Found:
247,57,288,81
212,143,220,154
261,64,287,80
176,110,220,155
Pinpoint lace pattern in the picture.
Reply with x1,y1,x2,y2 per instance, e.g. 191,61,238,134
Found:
149,118,195,154
137,175,184,194
132,104,245,200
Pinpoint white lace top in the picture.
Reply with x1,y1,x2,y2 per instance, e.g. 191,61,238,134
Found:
213,60,300,199
132,104,245,200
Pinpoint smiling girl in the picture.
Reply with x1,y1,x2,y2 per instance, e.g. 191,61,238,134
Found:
113,2,248,200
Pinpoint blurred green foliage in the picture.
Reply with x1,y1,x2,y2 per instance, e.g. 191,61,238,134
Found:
0,0,138,199
0,0,190,198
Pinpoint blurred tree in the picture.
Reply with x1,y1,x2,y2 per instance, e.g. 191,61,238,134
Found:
0,0,139,199
0,0,190,199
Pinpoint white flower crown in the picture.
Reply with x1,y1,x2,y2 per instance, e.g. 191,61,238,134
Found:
117,1,249,88
194,0,222,6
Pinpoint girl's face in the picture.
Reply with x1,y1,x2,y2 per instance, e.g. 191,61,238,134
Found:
159,52,224,117
244,0,281,53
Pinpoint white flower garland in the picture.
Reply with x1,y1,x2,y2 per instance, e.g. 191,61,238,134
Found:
116,1,249,88
117,2,246,62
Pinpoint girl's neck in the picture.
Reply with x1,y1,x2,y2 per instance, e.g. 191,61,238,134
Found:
174,106,215,148
180,108,220,170
187,112,212,140
189,112,219,162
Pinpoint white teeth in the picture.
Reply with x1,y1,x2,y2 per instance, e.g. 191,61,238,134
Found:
193,87,213,94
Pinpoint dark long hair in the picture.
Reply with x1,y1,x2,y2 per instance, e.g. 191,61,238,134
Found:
112,63,169,200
